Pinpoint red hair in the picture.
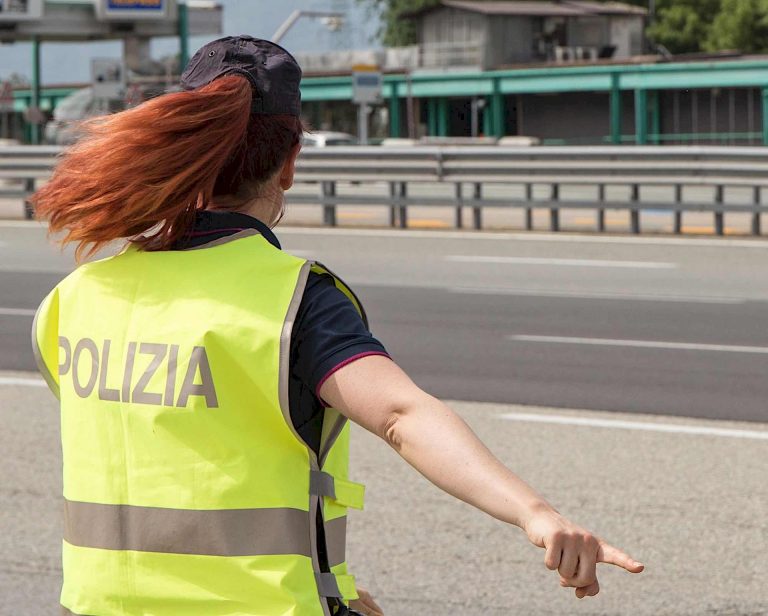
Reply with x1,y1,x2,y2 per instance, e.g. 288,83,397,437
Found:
32,76,303,259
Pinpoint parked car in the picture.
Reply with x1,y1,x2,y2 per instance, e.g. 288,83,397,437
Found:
302,131,357,147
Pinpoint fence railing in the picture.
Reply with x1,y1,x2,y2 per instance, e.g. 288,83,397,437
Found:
2,145,768,235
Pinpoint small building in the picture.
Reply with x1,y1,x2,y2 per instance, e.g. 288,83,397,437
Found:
408,0,647,69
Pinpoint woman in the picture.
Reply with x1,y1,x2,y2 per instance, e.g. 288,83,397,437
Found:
31,36,643,616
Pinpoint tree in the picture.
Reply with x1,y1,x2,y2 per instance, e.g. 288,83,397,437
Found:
362,0,439,46
705,0,768,53
647,0,721,54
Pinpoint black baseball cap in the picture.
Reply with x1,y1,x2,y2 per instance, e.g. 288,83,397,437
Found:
180,35,302,117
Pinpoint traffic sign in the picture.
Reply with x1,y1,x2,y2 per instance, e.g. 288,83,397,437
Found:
95,0,177,21
0,81,14,112
352,65,382,105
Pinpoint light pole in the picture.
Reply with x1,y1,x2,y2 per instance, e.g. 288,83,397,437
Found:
272,10,345,44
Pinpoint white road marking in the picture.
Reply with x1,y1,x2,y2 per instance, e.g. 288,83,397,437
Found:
278,226,768,248
0,265,70,273
499,412,768,441
0,376,46,388
446,255,676,269
451,287,745,304
0,307,36,316
0,220,43,228
287,250,313,258
510,335,768,355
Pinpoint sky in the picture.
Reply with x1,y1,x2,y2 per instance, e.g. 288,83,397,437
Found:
0,0,382,85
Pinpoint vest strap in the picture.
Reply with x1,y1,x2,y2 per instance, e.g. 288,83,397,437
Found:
310,471,365,510
315,572,342,598
315,573,358,601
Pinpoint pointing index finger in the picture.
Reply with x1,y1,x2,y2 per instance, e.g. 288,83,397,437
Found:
597,541,644,573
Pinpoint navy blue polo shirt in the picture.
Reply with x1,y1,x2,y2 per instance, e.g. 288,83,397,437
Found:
174,210,389,454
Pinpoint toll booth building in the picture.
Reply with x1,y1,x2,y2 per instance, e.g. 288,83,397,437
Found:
297,0,768,147
410,0,646,68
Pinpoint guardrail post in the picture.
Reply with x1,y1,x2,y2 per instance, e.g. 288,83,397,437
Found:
321,181,337,227
630,184,640,234
472,182,482,230
454,183,463,228
525,183,533,231
674,185,683,234
550,184,560,232
24,179,35,219
597,184,606,232
388,182,397,227
753,186,762,236
398,182,408,229
714,185,725,236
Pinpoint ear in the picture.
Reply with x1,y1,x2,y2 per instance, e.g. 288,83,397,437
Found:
279,143,302,191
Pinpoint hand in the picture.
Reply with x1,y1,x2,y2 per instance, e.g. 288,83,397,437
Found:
349,586,384,616
524,507,644,599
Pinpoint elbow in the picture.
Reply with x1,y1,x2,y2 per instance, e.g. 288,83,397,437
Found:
382,410,405,452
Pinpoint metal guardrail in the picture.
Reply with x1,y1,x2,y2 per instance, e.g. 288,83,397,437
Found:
2,145,768,235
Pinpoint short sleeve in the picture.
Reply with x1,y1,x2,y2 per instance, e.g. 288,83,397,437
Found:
290,272,389,400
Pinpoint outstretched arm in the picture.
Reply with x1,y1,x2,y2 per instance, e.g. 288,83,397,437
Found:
319,355,644,599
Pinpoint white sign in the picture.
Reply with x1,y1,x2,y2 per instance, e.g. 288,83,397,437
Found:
95,0,177,21
92,58,125,100
352,65,382,105
0,81,13,112
0,0,43,21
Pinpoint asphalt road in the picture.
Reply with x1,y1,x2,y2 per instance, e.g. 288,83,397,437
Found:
2,222,768,615
2,222,768,422
3,381,767,615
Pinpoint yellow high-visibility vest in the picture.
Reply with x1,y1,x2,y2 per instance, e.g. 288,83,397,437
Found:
32,229,365,616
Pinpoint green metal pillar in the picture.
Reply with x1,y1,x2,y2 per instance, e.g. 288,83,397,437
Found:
437,97,449,137
610,73,622,145
427,98,438,136
178,2,190,70
389,82,401,138
762,87,768,146
30,36,41,145
635,88,648,145
650,90,661,145
490,78,504,138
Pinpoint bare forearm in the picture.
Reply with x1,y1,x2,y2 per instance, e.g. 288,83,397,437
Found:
386,394,553,528
321,356,644,597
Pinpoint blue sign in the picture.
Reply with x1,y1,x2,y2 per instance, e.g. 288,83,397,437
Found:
107,0,164,10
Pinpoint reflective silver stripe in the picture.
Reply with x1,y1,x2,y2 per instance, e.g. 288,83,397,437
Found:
279,260,313,454
277,260,331,615
325,516,347,568
310,470,336,500
64,500,312,557
31,302,60,399
315,572,343,598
